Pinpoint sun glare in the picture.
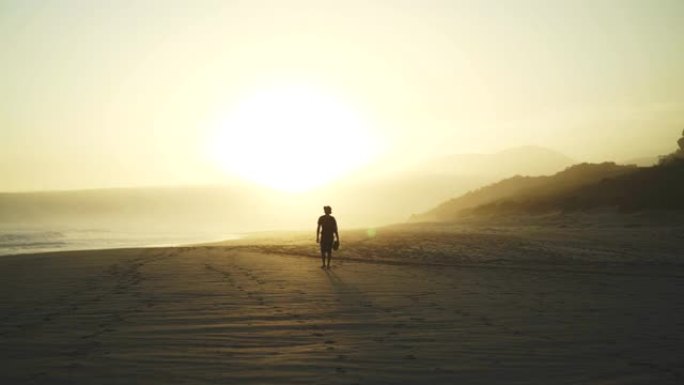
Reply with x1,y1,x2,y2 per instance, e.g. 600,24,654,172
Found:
207,85,378,192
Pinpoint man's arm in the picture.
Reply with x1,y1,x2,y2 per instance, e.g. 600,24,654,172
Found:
334,218,339,242
316,222,321,243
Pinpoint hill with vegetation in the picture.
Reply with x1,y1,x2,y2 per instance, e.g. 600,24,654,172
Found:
414,130,684,222
413,159,684,222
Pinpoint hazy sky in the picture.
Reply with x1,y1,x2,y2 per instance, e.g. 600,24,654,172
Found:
2,0,683,191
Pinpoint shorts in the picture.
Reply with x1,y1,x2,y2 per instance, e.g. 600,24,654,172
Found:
320,237,334,253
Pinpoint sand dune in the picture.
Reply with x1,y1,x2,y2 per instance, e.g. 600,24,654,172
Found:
1,234,684,384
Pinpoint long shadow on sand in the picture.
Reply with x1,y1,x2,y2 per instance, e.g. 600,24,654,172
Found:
324,269,376,314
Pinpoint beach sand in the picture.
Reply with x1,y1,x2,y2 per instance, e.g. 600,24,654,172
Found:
1,223,684,384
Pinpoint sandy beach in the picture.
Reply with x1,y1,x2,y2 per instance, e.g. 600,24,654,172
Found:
2,223,684,384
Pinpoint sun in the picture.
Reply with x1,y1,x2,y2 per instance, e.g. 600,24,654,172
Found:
207,84,378,192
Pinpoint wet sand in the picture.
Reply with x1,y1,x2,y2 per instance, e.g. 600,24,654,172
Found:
1,242,684,384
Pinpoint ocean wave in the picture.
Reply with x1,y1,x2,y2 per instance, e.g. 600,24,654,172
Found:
0,231,67,248
0,228,239,257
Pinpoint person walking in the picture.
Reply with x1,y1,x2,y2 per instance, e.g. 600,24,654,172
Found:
316,205,339,269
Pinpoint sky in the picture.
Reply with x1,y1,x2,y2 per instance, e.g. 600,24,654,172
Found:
2,0,683,192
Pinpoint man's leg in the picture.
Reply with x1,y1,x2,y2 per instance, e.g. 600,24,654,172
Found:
326,251,332,268
320,243,327,268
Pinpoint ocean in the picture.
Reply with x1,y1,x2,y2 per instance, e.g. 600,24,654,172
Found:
0,227,239,256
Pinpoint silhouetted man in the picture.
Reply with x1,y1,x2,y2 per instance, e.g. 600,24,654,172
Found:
316,205,339,269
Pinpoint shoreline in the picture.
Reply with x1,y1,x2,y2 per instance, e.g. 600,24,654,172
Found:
0,232,244,258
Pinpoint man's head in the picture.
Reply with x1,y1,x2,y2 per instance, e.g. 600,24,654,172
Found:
323,205,332,215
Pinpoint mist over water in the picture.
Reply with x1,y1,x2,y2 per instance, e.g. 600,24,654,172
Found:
0,187,253,256
0,225,240,257
0,146,582,256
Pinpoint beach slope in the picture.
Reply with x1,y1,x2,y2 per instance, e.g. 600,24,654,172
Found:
1,244,683,384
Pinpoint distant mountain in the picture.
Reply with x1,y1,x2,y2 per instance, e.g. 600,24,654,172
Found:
415,145,575,179
331,146,575,223
413,160,684,222
320,174,488,225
